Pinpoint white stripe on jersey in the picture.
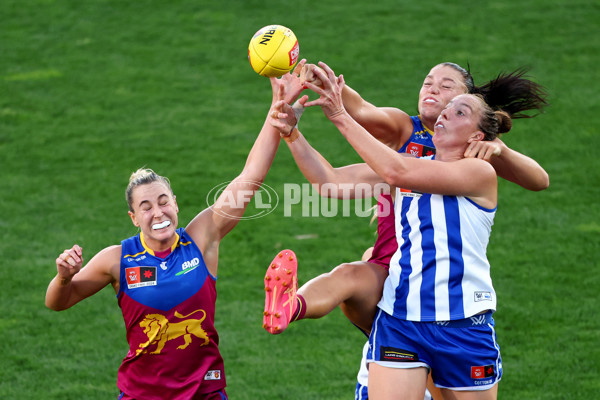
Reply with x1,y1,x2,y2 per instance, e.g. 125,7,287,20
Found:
404,197,423,321
431,195,451,320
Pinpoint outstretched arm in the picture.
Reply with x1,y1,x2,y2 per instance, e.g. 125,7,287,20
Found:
341,85,413,150
269,95,384,199
185,67,310,275
282,131,383,199
187,80,284,242
301,63,413,150
464,137,549,191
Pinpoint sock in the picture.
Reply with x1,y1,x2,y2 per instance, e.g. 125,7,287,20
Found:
290,295,307,322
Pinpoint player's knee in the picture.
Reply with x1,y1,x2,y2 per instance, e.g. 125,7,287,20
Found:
329,263,367,290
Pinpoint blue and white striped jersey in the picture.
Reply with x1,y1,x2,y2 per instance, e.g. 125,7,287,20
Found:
378,188,497,322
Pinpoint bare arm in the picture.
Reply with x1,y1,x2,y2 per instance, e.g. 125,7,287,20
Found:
464,137,549,191
269,95,384,199
186,99,281,244
302,63,413,150
45,245,120,311
185,74,305,274
190,61,308,239
341,84,414,150
283,131,384,198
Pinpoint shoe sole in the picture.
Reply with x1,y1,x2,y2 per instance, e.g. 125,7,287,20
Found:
263,249,297,334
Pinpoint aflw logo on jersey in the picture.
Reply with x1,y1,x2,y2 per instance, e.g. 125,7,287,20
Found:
405,142,435,158
126,266,157,289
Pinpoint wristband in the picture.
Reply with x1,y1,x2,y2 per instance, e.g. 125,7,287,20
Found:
291,99,305,129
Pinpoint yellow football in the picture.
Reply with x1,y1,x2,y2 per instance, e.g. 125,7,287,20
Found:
248,25,299,77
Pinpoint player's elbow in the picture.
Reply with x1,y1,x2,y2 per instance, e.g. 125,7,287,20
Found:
379,166,405,188
525,170,550,191
45,291,71,311
535,172,550,191
45,299,67,311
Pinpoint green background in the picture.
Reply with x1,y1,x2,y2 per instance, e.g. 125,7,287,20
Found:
1,0,598,398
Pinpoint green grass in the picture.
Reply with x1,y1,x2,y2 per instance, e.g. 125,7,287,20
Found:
1,0,598,399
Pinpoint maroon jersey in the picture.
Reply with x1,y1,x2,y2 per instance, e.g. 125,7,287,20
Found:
117,228,226,399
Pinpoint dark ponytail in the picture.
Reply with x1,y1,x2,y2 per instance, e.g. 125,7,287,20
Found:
472,68,548,119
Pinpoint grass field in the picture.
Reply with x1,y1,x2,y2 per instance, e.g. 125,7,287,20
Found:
1,0,598,399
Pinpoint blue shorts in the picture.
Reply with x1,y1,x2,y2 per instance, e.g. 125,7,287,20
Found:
356,341,434,400
367,309,502,391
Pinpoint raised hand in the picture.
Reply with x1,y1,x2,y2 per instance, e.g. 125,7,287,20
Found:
270,58,307,105
300,63,323,88
303,61,346,120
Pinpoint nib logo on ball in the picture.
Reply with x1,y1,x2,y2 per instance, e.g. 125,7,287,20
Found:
248,25,299,78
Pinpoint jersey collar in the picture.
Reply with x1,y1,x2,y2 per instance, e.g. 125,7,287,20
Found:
417,115,435,136
139,231,180,257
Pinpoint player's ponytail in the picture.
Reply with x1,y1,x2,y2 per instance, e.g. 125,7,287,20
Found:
475,97,513,141
495,110,512,134
472,68,548,119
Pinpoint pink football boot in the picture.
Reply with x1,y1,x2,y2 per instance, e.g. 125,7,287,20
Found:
263,249,298,334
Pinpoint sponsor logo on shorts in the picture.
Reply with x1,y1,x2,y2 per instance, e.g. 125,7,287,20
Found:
381,346,419,362
471,365,495,379
204,370,222,380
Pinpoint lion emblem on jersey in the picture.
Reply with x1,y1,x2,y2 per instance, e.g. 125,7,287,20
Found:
136,309,210,356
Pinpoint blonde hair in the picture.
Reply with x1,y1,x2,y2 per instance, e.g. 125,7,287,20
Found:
125,168,173,211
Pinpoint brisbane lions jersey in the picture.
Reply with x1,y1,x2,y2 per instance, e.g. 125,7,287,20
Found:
117,228,225,399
